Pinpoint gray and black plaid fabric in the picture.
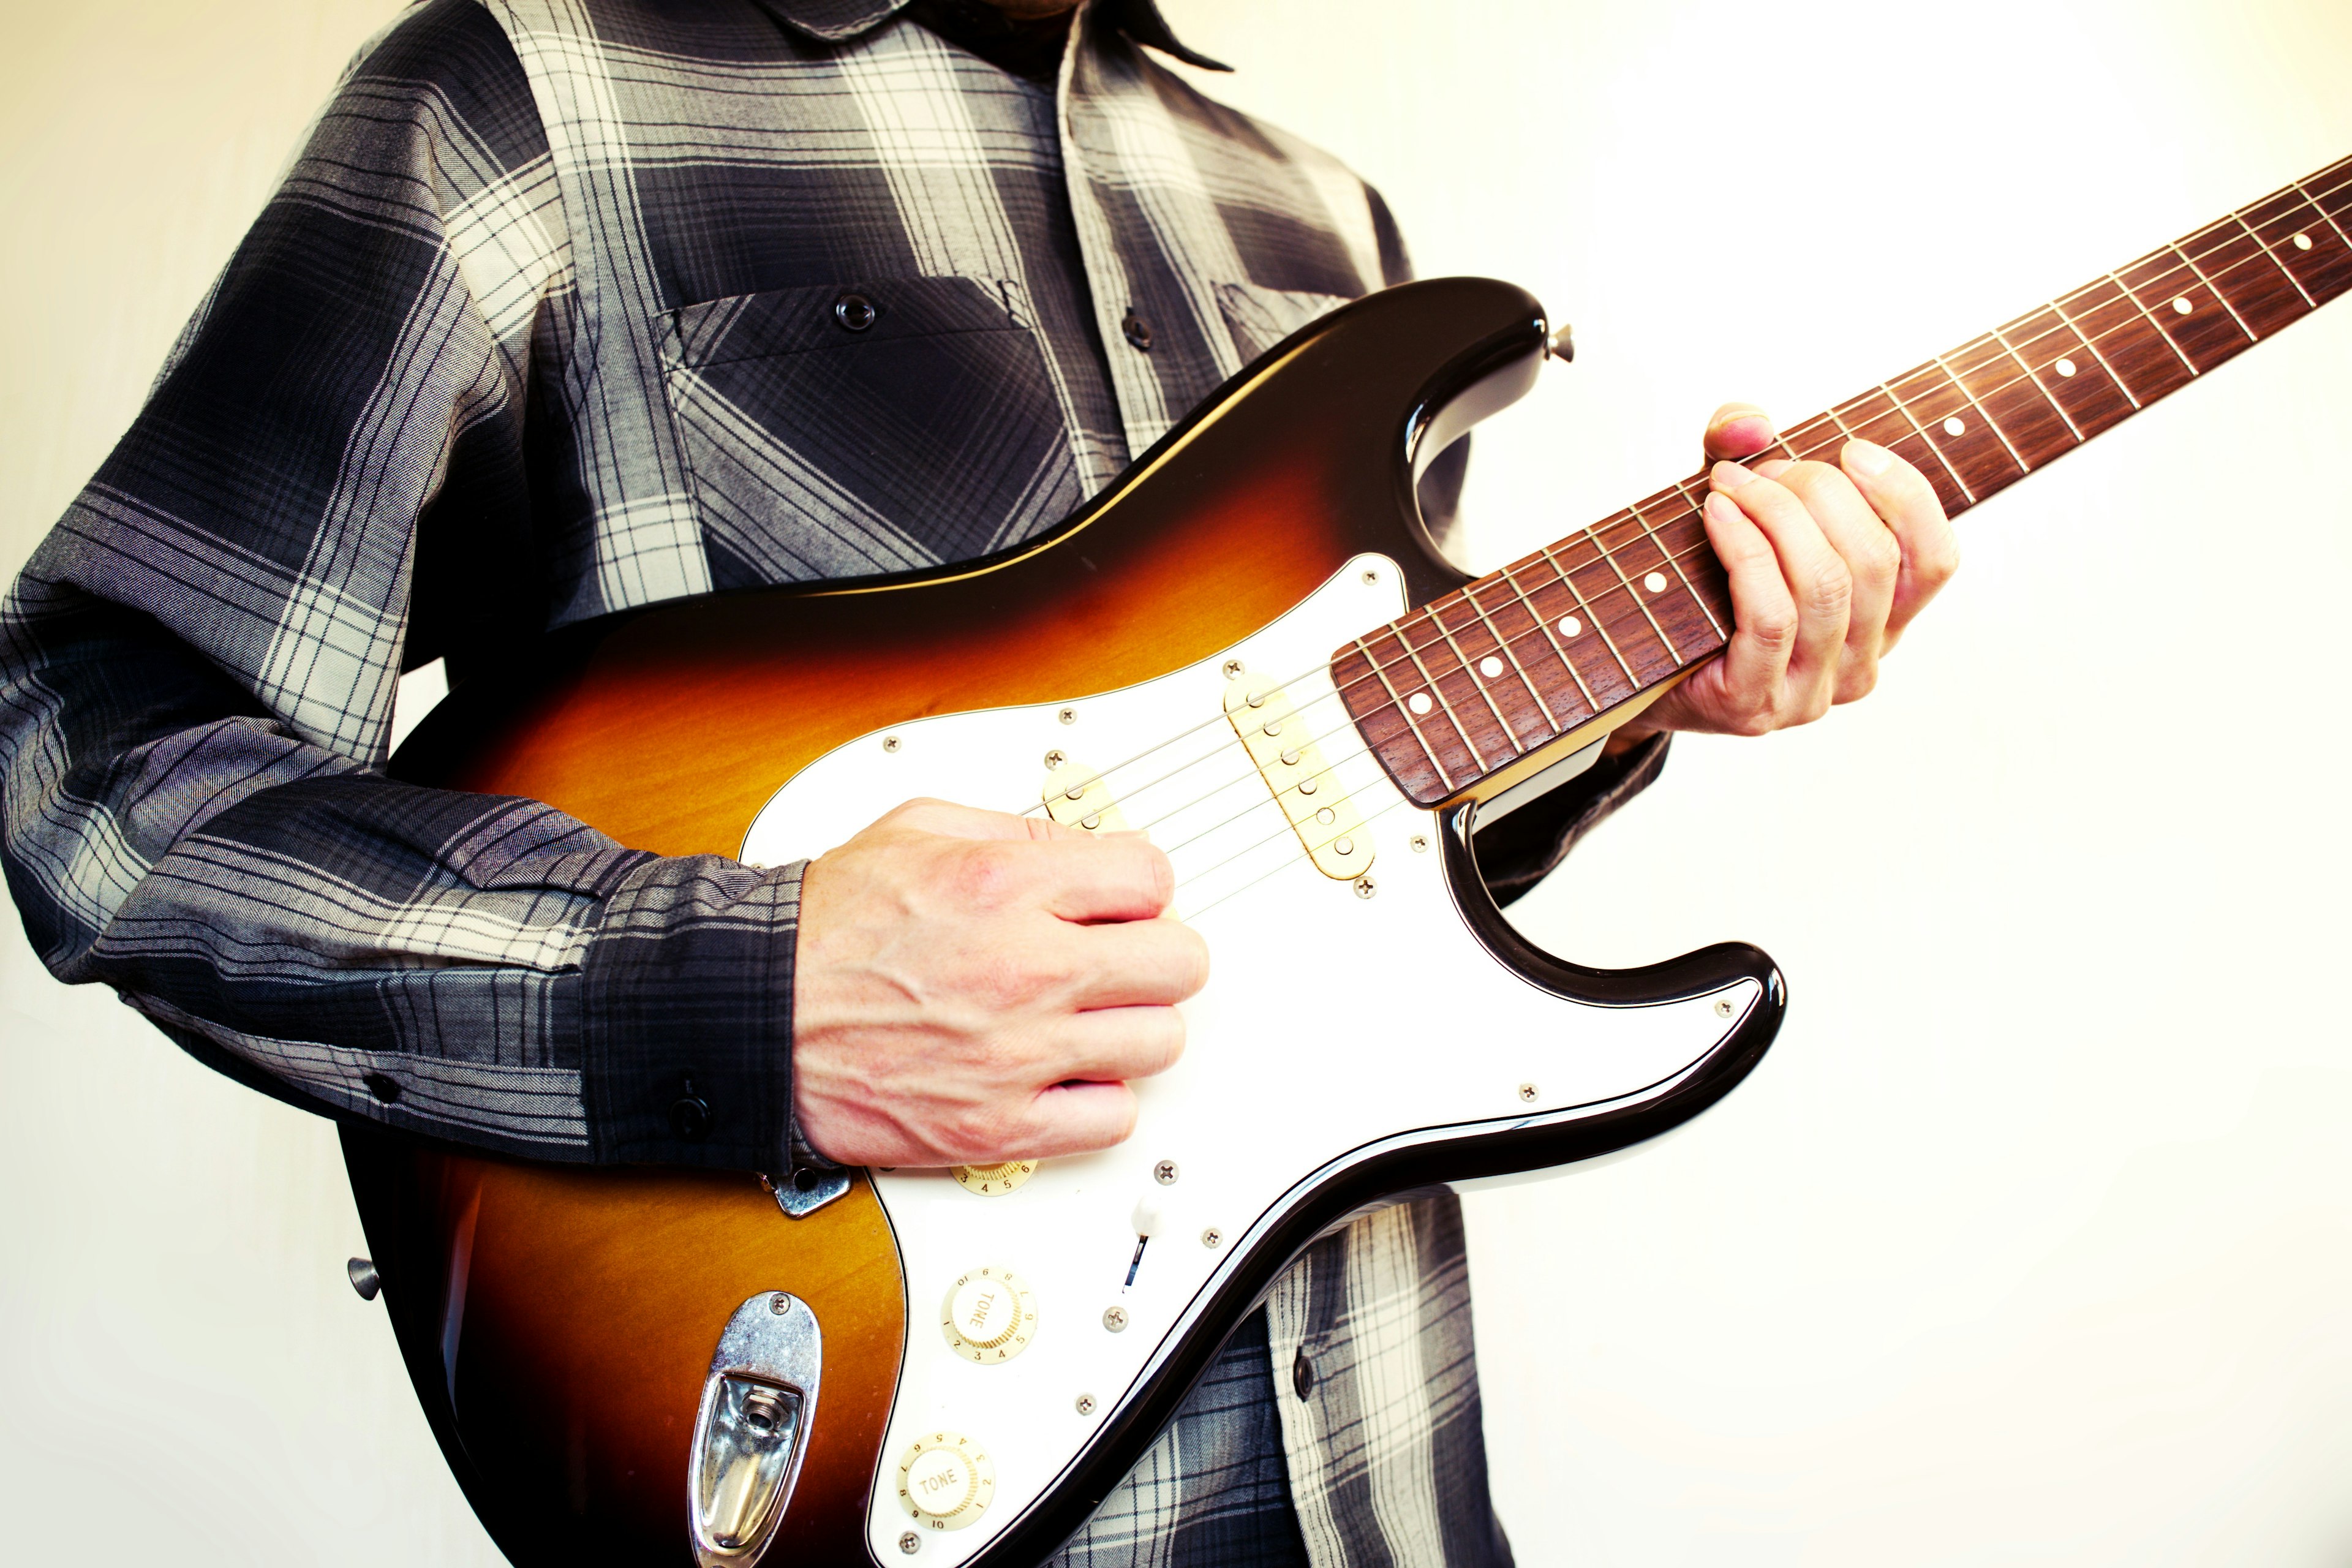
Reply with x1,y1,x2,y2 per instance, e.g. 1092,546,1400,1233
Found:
0,2,1645,1561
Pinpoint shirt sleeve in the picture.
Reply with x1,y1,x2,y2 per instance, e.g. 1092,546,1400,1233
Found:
0,0,797,1174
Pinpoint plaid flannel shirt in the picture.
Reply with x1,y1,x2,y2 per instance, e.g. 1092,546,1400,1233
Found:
0,1,1668,1560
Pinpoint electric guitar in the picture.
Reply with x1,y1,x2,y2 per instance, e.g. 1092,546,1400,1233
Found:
345,152,2352,1568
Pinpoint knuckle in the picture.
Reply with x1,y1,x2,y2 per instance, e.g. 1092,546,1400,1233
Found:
1734,703,1779,738
1807,562,1853,616
1862,530,1902,586
1747,608,1798,650
951,840,1025,907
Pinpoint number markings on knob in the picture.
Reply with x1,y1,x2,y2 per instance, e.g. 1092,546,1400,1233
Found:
940,1265,1038,1364
895,1432,995,1529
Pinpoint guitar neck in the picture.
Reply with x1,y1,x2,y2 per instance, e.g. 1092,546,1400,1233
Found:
1339,153,2352,809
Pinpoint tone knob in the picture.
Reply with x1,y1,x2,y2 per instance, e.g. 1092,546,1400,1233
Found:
895,1432,995,1530
940,1266,1038,1363
951,1161,1036,1196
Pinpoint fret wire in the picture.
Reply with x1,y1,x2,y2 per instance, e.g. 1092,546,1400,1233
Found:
2106,269,2199,375
1460,579,1564,734
1352,633,1455,790
1652,485,1730,643
2290,178,2352,255
1536,541,1641,688
2046,295,2141,409
1394,628,1491,772
1872,381,1976,502
1335,163,2352,753
1928,349,2034,471
1420,600,1521,752
2165,240,2257,341
2231,210,2318,310
1504,560,1601,714
1986,325,2084,443
1583,512,1684,667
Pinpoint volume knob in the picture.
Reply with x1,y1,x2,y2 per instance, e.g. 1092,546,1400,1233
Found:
895,1432,995,1530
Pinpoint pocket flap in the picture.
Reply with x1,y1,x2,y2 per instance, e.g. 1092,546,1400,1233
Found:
665,276,1027,370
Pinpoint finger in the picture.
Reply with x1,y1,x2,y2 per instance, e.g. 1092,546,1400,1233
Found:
1026,835,1178,923
1697,489,1799,731
1011,1080,1139,1158
1704,402,1779,462
878,797,1084,842
1061,914,1210,1008
1841,439,1959,644
1712,462,1850,720
1033,1004,1188,1085
1774,460,1902,699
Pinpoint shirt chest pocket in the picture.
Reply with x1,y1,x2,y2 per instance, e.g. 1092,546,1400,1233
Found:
658,276,1083,587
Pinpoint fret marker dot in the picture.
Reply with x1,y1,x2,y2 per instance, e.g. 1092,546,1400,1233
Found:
1942,416,1966,437
1477,655,1504,679
1557,616,1582,639
2172,295,2193,314
2055,357,2078,377
1408,692,1433,716
2293,233,2315,251
1643,571,1668,593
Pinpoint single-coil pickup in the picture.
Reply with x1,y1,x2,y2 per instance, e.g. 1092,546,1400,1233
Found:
1222,678,1372,881
1042,760,1126,833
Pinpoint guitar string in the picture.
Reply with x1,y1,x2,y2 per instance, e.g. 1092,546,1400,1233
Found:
1005,175,2350,834
1156,189,2352,914
1314,202,2340,734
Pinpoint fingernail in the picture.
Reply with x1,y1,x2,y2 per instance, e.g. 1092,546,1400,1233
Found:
1844,438,1895,478
1702,491,1742,526
1711,459,1756,490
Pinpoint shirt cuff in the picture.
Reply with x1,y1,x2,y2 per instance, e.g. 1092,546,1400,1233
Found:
578,855,806,1170
1469,733,1671,907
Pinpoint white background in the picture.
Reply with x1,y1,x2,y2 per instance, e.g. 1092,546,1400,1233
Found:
4,1,2350,1562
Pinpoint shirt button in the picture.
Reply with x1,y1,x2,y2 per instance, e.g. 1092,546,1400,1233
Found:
669,1076,712,1140
834,292,878,331
1121,309,1153,352
362,1072,402,1104
1291,1348,1316,1400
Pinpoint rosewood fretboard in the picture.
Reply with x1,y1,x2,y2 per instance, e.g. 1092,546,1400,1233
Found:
1338,153,2352,809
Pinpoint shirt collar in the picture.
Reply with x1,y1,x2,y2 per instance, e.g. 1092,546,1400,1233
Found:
753,0,1231,71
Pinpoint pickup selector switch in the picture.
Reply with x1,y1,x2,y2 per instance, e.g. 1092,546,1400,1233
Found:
896,1432,995,1531
940,1265,1038,1363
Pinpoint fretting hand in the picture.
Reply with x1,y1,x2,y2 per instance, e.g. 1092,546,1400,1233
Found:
1615,404,1959,744
791,799,1208,1167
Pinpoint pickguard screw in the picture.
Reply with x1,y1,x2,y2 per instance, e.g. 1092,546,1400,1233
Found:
1154,1159,1179,1185
900,1531,921,1555
1409,834,1430,853
1222,658,1245,679
1044,749,1066,769
882,734,901,753
1518,1082,1539,1102
1058,707,1077,725
1354,875,1377,899
1076,1393,1098,1415
1103,1306,1129,1333
1714,998,1735,1018
771,1292,791,1315
1201,1227,1223,1248
1361,569,1379,585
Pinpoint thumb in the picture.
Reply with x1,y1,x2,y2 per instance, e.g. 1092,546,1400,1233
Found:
1703,402,1779,462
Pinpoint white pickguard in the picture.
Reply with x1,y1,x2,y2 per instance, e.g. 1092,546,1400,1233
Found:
739,557,1758,1566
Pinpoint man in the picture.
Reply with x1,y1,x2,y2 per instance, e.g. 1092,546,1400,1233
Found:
0,0,1954,1562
